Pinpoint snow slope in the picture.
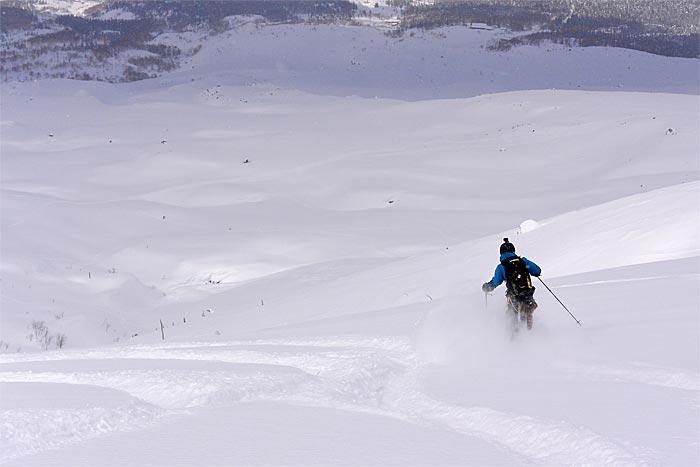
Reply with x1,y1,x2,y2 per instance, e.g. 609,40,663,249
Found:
176,23,699,99
1,21,699,467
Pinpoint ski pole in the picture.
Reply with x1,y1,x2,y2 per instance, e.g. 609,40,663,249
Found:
485,292,488,310
536,276,582,326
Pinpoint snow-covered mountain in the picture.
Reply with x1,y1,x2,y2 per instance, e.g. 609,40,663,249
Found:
1,5,699,466
5,0,103,16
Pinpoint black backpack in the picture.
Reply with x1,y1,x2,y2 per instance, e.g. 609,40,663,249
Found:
501,255,535,299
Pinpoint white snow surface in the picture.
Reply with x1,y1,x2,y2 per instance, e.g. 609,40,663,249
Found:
12,0,103,16
1,22,699,467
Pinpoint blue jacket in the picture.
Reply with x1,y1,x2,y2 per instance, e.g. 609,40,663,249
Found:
489,252,541,288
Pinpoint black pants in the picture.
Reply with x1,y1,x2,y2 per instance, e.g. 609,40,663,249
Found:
506,292,537,329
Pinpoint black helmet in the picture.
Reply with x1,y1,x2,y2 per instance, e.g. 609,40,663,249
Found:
500,237,515,254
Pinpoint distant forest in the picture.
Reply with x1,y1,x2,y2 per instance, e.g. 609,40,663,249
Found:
395,0,699,59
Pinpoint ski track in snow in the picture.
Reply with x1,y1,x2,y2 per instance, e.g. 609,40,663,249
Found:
0,337,658,466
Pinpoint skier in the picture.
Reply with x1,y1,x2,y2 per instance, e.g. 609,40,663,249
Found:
482,238,541,329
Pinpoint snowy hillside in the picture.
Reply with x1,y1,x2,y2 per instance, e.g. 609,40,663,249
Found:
177,23,699,99
1,12,699,467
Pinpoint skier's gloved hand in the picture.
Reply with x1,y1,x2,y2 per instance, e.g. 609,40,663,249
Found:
482,282,495,293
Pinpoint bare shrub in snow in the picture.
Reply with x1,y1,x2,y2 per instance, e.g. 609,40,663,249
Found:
28,320,48,343
55,333,67,349
27,320,66,350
